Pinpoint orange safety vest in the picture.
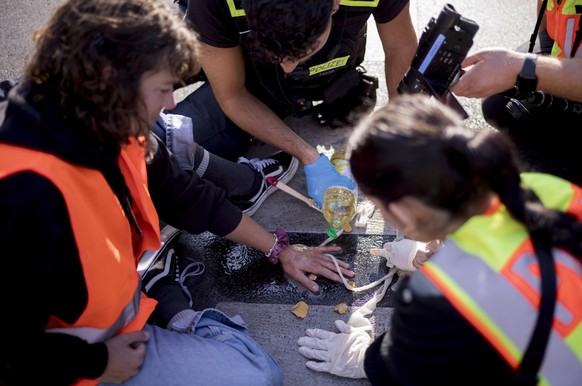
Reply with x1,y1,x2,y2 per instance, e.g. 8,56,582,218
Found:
546,0,582,57
422,173,582,386
0,139,161,386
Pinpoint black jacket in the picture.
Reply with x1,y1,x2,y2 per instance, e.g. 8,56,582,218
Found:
364,273,516,385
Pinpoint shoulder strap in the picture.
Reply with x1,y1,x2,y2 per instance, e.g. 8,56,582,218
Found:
571,4,582,57
514,229,557,385
528,0,549,53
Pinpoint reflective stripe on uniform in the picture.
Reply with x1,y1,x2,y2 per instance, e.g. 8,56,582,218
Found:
226,0,380,18
424,242,582,386
340,0,379,7
226,0,245,17
309,55,350,75
422,173,582,385
46,285,142,343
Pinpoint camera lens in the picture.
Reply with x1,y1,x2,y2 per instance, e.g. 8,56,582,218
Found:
505,98,531,120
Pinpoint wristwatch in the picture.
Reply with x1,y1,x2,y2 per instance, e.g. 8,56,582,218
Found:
515,53,538,94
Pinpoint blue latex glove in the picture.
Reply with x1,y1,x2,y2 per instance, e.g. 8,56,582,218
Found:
304,154,356,208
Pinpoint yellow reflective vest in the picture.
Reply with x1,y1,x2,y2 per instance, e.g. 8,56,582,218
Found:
422,173,582,386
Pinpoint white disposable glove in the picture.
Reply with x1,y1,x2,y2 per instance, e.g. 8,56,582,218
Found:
370,239,428,271
297,256,393,379
298,319,371,379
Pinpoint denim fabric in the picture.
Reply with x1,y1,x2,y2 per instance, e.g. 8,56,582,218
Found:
163,82,251,162
153,113,196,170
100,308,283,386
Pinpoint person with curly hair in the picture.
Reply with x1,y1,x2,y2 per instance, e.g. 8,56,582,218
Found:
163,0,418,208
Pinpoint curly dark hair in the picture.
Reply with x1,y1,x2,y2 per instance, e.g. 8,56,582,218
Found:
243,0,334,64
25,0,200,149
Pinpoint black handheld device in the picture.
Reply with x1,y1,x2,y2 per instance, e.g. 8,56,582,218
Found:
398,3,479,118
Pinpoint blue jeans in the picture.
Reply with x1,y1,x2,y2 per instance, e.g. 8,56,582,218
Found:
101,308,283,386
163,82,252,162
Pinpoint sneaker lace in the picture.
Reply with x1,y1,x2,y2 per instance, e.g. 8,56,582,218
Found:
237,157,276,176
179,260,205,307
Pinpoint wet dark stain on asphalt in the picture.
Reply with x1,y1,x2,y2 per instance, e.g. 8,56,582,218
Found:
173,231,400,309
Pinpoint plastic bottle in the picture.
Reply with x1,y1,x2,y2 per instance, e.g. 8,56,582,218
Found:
322,185,357,238
322,149,358,239
329,149,353,181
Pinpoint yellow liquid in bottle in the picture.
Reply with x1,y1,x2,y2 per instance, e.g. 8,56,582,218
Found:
322,186,357,233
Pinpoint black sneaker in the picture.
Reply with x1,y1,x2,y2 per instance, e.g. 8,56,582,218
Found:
234,151,298,216
0,78,17,102
138,225,182,279
140,226,204,306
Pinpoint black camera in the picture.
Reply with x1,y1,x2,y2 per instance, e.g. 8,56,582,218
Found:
398,3,479,118
504,88,582,121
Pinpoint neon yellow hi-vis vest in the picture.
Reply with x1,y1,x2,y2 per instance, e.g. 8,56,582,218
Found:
546,0,582,57
422,173,582,386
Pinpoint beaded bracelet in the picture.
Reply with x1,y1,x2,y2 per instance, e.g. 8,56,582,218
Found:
265,228,290,264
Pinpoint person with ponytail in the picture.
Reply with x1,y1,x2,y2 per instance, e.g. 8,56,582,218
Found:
297,93,582,385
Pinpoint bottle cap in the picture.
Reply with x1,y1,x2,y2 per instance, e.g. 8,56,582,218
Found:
326,227,338,239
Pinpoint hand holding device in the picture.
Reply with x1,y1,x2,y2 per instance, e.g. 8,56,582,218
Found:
398,3,479,118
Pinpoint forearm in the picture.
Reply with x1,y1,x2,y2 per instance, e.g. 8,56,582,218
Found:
453,49,582,102
384,46,416,98
383,35,417,98
223,214,277,256
376,8,418,99
536,56,582,102
199,43,320,166
220,89,320,166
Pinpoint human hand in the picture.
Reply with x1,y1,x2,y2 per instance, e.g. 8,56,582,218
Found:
304,154,356,208
98,331,150,384
278,244,355,293
369,238,443,270
451,48,525,98
370,239,425,271
415,239,443,267
298,320,370,379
